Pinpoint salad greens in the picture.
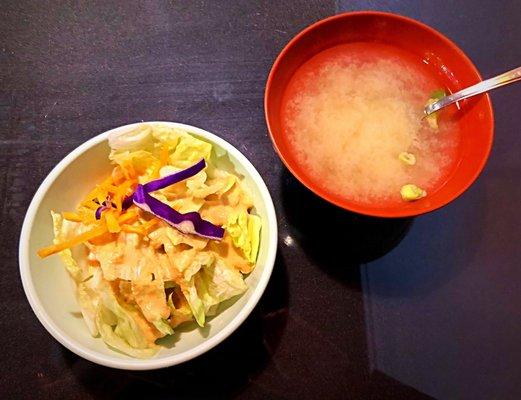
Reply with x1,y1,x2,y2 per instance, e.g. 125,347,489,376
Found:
39,123,261,358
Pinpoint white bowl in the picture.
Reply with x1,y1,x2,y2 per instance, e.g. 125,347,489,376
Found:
19,122,278,370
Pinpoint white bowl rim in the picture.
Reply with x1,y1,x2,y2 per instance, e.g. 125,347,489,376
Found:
19,121,278,370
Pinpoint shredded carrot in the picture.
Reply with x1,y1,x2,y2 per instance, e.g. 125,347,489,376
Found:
121,225,144,235
105,184,119,192
37,225,107,258
104,210,121,233
118,210,139,224
88,231,117,245
113,180,134,211
160,144,170,166
81,189,101,207
38,172,141,259
81,200,101,210
120,217,159,236
96,193,106,204
81,175,113,206
62,212,83,222
143,218,159,233
77,208,97,225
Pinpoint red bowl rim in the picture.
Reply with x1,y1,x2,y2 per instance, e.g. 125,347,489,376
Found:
264,11,494,218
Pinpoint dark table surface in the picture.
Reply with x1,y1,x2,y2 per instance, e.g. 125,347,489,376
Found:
2,1,520,399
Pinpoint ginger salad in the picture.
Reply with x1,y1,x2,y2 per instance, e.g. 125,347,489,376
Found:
38,123,261,358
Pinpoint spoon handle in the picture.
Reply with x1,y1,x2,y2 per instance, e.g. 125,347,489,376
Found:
425,66,521,115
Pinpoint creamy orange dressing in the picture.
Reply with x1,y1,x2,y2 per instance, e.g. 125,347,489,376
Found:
124,305,163,345
200,204,231,226
131,280,170,321
200,183,253,225
110,280,163,345
87,232,151,281
116,281,135,304
87,219,254,333
209,235,252,274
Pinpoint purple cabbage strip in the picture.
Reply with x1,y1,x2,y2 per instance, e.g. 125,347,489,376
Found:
95,205,108,220
133,184,224,240
95,198,115,220
94,159,222,240
143,159,206,192
116,159,205,212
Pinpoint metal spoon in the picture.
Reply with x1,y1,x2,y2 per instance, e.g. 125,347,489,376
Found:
424,66,521,116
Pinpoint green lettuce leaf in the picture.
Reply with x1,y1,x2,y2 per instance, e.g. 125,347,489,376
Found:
184,168,236,199
108,124,154,152
51,211,82,282
51,211,98,283
196,259,248,314
167,291,194,328
183,258,247,327
95,308,159,359
150,124,183,147
247,214,261,264
170,135,212,168
182,280,206,327
152,319,174,336
77,269,160,358
77,274,101,336
110,149,159,183
184,252,215,281
225,211,262,263
96,284,159,358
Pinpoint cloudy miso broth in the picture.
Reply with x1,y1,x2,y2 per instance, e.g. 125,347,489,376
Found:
281,42,460,205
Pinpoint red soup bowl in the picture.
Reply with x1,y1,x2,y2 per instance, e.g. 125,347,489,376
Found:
265,11,494,218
